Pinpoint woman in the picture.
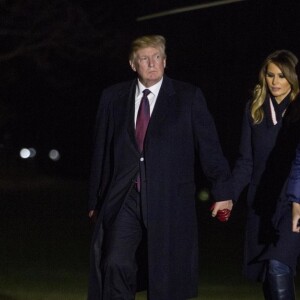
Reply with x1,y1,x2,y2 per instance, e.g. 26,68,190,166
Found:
233,50,300,299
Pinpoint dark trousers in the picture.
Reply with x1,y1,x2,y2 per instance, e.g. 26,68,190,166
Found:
101,187,145,300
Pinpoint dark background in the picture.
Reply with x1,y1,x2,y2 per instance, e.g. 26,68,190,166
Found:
1,0,300,178
1,1,300,298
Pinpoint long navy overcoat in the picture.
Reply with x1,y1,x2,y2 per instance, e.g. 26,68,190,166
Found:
287,142,300,201
87,75,233,299
233,98,300,281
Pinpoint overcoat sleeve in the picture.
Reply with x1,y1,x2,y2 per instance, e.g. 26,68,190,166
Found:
232,102,253,202
191,88,233,201
286,143,300,203
88,89,114,211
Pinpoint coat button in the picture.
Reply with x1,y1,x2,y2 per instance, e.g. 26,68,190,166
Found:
140,157,144,161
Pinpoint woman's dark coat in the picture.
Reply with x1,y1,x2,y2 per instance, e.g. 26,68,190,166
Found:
287,142,300,201
233,98,300,281
87,76,233,299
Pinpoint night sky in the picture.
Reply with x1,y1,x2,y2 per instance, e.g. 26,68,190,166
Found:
1,1,300,298
1,0,300,178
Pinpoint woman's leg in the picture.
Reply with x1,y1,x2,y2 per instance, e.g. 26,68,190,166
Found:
264,259,295,300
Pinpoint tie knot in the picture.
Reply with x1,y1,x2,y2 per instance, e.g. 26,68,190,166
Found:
143,89,151,97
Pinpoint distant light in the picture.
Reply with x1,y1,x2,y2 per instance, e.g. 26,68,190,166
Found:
137,0,247,21
49,149,60,161
20,147,36,159
28,148,36,158
20,148,30,159
198,189,210,202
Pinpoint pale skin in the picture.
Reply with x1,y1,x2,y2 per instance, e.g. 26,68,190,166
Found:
265,62,291,103
211,200,233,218
129,46,166,87
89,46,233,221
292,202,300,233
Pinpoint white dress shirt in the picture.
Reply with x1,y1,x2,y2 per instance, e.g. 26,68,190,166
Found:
134,78,163,127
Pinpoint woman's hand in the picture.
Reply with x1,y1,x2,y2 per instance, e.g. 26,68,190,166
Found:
292,202,300,233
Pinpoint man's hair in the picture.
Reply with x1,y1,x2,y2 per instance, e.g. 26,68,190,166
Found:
129,35,166,62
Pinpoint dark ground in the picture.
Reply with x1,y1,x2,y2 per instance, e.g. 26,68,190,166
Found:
0,164,90,299
0,164,299,299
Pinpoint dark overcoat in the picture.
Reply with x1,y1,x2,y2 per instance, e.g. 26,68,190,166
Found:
287,142,300,200
233,99,300,281
87,75,233,299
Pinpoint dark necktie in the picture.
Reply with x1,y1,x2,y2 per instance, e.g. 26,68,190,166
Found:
135,89,150,192
136,89,151,152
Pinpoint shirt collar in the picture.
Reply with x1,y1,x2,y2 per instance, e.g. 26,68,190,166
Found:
136,77,163,97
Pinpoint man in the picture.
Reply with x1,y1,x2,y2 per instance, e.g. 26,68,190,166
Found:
88,35,233,300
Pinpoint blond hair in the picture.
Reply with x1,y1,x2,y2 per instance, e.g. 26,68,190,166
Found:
129,35,166,63
251,50,299,124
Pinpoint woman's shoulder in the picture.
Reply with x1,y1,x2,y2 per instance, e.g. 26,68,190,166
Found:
285,95,300,123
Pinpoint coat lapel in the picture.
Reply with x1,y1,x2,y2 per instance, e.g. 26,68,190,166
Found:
120,76,175,152
145,76,175,143
123,80,140,152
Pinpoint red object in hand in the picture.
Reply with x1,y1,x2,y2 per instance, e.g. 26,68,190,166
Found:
210,203,231,222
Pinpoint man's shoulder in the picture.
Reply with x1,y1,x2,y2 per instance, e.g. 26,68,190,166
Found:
166,77,203,98
97,80,134,109
167,77,198,90
102,80,134,95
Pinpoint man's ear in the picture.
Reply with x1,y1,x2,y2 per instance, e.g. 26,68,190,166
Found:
129,60,136,72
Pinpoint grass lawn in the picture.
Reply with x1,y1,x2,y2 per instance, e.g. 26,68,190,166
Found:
0,171,299,299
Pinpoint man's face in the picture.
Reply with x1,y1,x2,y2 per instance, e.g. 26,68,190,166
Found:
130,47,166,87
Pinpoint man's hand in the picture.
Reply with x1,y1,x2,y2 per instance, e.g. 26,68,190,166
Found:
292,202,300,233
89,210,98,223
210,200,233,222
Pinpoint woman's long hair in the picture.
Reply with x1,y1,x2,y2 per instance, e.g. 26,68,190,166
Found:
250,50,299,124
